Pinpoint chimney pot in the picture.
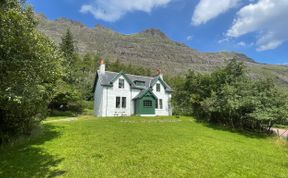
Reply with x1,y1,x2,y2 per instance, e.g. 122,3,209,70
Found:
156,68,161,75
100,58,104,65
156,68,163,79
99,58,105,74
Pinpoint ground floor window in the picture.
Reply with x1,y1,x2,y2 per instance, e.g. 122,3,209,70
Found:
159,99,163,109
116,97,126,108
156,99,158,108
122,97,126,108
156,99,163,109
116,97,121,108
143,100,152,107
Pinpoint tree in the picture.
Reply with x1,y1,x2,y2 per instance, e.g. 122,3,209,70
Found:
49,29,84,112
0,0,62,143
174,59,288,132
59,28,80,84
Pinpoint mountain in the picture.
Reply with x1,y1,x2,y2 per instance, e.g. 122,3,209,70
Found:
36,14,288,86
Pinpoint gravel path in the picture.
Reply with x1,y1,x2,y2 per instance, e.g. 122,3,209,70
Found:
43,117,78,123
271,128,288,138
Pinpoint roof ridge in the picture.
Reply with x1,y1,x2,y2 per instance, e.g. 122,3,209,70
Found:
104,70,157,79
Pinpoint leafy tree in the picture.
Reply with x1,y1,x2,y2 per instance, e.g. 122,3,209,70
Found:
49,29,84,112
0,0,62,143
174,59,288,132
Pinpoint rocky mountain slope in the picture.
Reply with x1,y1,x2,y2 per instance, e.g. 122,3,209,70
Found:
36,14,288,86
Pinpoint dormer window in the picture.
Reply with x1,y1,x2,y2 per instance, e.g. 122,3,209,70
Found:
134,80,145,87
119,79,124,88
156,83,160,92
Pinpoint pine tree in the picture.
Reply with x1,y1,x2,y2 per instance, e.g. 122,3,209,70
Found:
59,29,79,84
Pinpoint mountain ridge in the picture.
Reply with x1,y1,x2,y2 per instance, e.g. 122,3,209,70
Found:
35,14,288,86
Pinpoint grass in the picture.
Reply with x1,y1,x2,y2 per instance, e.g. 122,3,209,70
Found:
1,116,287,178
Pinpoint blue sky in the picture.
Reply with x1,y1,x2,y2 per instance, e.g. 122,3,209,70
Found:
28,0,288,65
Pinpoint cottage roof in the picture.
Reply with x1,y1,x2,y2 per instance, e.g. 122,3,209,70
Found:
133,88,158,100
93,70,173,93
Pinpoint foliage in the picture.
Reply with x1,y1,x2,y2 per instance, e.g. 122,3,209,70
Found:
174,59,288,132
1,116,287,177
49,29,84,113
48,81,83,114
0,0,62,143
106,59,153,77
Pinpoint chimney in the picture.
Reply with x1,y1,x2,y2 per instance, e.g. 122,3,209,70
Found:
156,68,163,79
99,58,105,74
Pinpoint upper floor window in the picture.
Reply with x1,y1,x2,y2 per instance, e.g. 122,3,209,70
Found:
119,79,124,88
156,83,161,92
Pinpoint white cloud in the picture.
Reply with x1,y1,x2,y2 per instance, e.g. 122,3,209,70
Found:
237,41,254,47
186,35,193,41
218,37,230,44
80,0,172,22
227,0,288,51
237,41,246,47
192,0,240,26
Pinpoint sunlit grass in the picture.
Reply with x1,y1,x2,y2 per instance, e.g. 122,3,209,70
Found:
1,116,287,177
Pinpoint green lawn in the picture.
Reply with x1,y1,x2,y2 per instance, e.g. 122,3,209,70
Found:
1,116,287,178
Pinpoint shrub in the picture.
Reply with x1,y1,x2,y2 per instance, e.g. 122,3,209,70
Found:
0,0,62,143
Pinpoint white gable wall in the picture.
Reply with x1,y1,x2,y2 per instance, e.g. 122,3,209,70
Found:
101,75,140,117
153,80,172,116
94,74,104,116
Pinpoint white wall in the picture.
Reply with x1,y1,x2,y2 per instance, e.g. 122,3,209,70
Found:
153,80,172,116
94,74,104,116
101,75,141,117
94,74,172,117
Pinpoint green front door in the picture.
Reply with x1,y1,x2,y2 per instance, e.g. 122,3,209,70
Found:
135,93,156,115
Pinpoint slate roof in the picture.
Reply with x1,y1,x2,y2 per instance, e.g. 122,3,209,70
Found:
133,88,158,100
93,70,173,93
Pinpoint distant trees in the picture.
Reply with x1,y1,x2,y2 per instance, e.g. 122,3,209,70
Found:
48,29,83,114
0,0,62,143
106,59,153,77
174,59,288,132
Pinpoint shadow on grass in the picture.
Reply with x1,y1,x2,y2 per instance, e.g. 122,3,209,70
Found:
0,124,66,178
195,120,270,139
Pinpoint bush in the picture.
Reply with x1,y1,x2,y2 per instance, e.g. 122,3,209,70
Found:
48,82,83,114
0,1,62,144
174,59,288,132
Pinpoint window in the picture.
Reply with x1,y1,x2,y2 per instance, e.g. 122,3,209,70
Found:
119,79,124,88
156,83,160,92
116,97,121,108
156,99,158,109
143,100,152,107
134,80,145,86
122,97,126,108
116,97,126,108
159,99,163,109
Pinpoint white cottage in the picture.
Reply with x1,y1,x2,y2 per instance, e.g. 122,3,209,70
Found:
93,60,173,117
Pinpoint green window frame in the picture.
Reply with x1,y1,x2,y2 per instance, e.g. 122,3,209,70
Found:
143,100,152,107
